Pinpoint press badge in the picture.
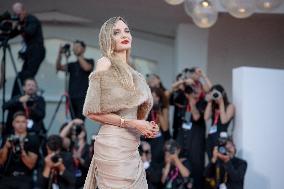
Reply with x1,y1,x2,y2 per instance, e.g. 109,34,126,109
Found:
182,122,192,130
220,183,227,189
75,169,82,177
209,125,217,134
52,184,59,189
27,119,34,129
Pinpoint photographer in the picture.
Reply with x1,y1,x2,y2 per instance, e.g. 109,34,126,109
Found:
56,40,94,120
60,119,90,188
139,141,163,189
183,67,212,99
176,85,207,189
204,139,247,189
204,85,235,160
8,2,45,97
39,135,75,189
169,74,189,139
0,111,39,189
161,139,192,189
2,78,46,136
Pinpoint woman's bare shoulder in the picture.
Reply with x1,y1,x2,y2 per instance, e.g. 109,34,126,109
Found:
95,56,111,72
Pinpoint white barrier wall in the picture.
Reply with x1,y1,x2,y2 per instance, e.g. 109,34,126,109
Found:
233,67,284,189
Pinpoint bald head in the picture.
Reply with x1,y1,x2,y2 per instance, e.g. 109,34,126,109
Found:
12,2,26,20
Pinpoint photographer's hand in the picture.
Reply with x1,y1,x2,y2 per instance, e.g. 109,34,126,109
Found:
212,147,218,164
58,45,65,55
19,95,30,103
217,153,230,163
184,78,194,85
4,140,12,150
56,44,67,72
43,154,54,177
0,140,12,165
162,152,172,183
72,118,84,126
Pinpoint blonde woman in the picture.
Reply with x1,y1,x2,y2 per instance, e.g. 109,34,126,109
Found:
82,17,159,189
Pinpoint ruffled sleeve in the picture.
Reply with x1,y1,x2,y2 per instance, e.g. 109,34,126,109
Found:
82,72,102,116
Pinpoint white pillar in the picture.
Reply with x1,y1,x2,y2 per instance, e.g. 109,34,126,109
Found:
233,67,284,189
175,23,209,75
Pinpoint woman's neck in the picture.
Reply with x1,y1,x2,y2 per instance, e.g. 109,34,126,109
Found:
113,50,127,64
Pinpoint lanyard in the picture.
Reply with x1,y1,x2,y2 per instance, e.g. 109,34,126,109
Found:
213,110,220,126
186,103,191,112
169,167,179,181
23,105,30,118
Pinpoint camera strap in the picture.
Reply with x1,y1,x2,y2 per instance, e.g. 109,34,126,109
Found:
213,110,220,126
209,111,220,134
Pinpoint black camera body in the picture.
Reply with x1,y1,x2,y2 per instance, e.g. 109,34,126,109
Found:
0,11,20,38
211,89,222,100
72,124,83,136
51,153,62,163
62,43,71,57
8,135,28,155
26,95,38,107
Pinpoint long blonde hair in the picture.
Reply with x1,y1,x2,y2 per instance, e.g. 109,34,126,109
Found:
99,16,131,62
99,16,134,90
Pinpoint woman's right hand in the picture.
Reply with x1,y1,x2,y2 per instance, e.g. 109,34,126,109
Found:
132,120,159,138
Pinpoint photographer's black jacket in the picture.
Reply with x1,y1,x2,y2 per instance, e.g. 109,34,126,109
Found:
11,14,44,47
38,152,76,189
2,95,46,135
204,157,247,189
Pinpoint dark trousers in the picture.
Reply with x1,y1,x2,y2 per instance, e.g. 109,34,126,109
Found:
11,46,45,98
0,176,32,189
177,127,206,189
70,97,85,121
206,133,218,160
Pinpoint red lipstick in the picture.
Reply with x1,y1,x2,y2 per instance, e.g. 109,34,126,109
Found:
121,40,129,44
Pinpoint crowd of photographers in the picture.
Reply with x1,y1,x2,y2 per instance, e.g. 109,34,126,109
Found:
142,68,247,189
0,3,94,189
0,2,247,189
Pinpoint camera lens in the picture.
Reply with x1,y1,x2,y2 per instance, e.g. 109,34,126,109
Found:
51,154,60,163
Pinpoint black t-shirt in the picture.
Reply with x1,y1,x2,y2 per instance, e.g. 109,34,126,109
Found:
1,134,40,176
67,59,94,98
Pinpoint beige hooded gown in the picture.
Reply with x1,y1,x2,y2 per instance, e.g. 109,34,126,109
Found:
82,58,153,189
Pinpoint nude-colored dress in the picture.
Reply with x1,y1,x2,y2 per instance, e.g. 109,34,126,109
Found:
82,58,153,189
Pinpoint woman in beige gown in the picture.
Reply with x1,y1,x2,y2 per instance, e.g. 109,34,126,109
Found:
82,17,159,189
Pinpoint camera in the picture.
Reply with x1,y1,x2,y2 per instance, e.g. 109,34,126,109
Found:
211,89,222,100
61,43,71,57
0,11,20,39
184,85,194,95
51,153,61,163
217,132,228,155
72,124,83,136
8,135,28,155
182,68,195,80
26,95,37,107
165,140,178,155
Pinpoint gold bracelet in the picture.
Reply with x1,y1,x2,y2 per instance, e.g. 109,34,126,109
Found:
120,117,125,128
